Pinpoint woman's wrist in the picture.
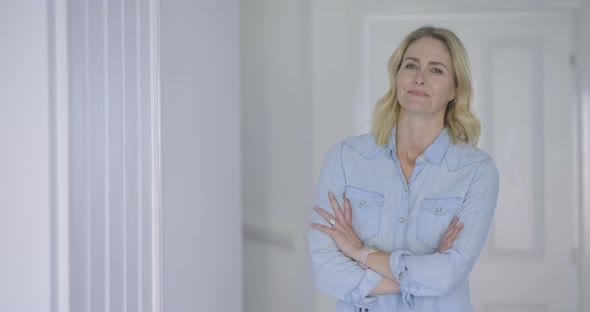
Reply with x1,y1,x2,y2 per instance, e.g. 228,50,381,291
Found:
345,246,363,263
358,245,379,268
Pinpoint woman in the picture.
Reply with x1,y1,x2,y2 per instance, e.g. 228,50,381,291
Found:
309,26,499,311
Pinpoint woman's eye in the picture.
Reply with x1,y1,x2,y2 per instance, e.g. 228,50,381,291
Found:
431,68,443,74
405,63,417,69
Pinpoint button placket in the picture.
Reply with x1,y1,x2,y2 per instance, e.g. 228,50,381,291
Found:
396,185,409,249
393,153,411,249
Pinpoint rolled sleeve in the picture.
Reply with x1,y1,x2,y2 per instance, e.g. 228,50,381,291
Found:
309,142,381,309
390,251,417,310
347,269,381,307
389,157,499,309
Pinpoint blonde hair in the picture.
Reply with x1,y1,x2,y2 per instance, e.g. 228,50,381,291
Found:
372,25,481,146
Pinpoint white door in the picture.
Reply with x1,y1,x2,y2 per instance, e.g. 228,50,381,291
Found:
312,3,579,312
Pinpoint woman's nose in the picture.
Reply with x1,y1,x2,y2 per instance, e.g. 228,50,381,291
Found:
414,70,425,85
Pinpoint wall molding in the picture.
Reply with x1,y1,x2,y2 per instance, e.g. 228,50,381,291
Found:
149,0,163,311
576,42,590,312
48,0,70,311
483,38,545,260
243,223,297,250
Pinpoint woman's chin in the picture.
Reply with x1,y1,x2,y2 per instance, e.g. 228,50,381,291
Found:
400,102,447,117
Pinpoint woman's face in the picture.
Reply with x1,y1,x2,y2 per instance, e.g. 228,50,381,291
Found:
396,37,457,117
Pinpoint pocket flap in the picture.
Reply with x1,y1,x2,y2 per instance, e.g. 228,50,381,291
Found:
421,197,462,216
345,185,384,207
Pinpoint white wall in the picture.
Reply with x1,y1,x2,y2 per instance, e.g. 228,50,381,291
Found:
240,0,315,311
0,1,51,311
160,0,242,311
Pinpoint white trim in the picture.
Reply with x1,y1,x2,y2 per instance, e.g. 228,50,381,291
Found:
574,3,590,310
103,1,111,311
580,89,590,312
363,10,573,22
344,0,581,11
49,0,70,311
242,223,296,250
149,0,163,311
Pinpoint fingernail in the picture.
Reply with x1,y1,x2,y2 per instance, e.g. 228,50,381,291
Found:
329,192,333,197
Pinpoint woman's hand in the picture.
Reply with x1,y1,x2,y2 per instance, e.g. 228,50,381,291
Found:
437,216,464,253
310,191,464,259
309,192,364,261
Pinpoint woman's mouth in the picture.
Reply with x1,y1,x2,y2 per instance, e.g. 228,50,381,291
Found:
408,90,429,97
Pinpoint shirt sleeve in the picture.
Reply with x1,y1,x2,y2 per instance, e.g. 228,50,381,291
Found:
308,142,382,309
390,156,500,310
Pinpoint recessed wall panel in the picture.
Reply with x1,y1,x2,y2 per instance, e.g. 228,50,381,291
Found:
487,39,544,257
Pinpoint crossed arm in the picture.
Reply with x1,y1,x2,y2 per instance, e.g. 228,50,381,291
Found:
310,191,464,295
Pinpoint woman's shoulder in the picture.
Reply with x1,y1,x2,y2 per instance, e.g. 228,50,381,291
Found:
445,143,497,172
337,133,387,161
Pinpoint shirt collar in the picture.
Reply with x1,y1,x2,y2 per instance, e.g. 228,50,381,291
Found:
387,126,452,164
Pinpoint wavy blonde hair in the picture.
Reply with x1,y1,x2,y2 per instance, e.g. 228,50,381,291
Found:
372,25,480,146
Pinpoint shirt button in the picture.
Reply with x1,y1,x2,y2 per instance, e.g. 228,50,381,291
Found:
399,217,405,223
360,200,365,205
417,156,425,162
436,207,442,213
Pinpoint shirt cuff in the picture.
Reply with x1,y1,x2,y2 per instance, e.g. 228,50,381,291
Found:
390,251,418,310
345,268,380,309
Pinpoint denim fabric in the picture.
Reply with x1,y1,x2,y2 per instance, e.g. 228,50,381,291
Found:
309,127,499,311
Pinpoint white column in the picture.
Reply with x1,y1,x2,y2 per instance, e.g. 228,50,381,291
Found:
67,0,156,311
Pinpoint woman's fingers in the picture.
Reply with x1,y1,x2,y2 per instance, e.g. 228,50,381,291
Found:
442,222,456,241
328,192,345,223
309,222,333,235
314,206,335,225
438,218,464,253
442,217,460,240
343,194,353,226
311,207,337,235
449,223,464,241
449,216,459,229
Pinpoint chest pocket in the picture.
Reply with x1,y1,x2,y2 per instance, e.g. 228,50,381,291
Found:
416,197,462,249
345,185,384,241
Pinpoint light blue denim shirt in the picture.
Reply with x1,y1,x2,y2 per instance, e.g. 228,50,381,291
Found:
309,127,499,311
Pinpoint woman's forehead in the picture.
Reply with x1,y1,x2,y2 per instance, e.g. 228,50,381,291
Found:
403,37,452,65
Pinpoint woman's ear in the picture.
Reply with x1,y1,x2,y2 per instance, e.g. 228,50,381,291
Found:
447,87,457,104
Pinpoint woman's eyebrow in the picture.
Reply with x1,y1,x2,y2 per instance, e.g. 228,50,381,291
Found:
403,56,420,63
403,56,448,69
429,61,448,69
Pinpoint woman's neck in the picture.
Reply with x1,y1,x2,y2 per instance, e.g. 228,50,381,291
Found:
395,110,445,161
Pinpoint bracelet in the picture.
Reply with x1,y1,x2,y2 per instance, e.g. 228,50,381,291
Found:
359,245,379,269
